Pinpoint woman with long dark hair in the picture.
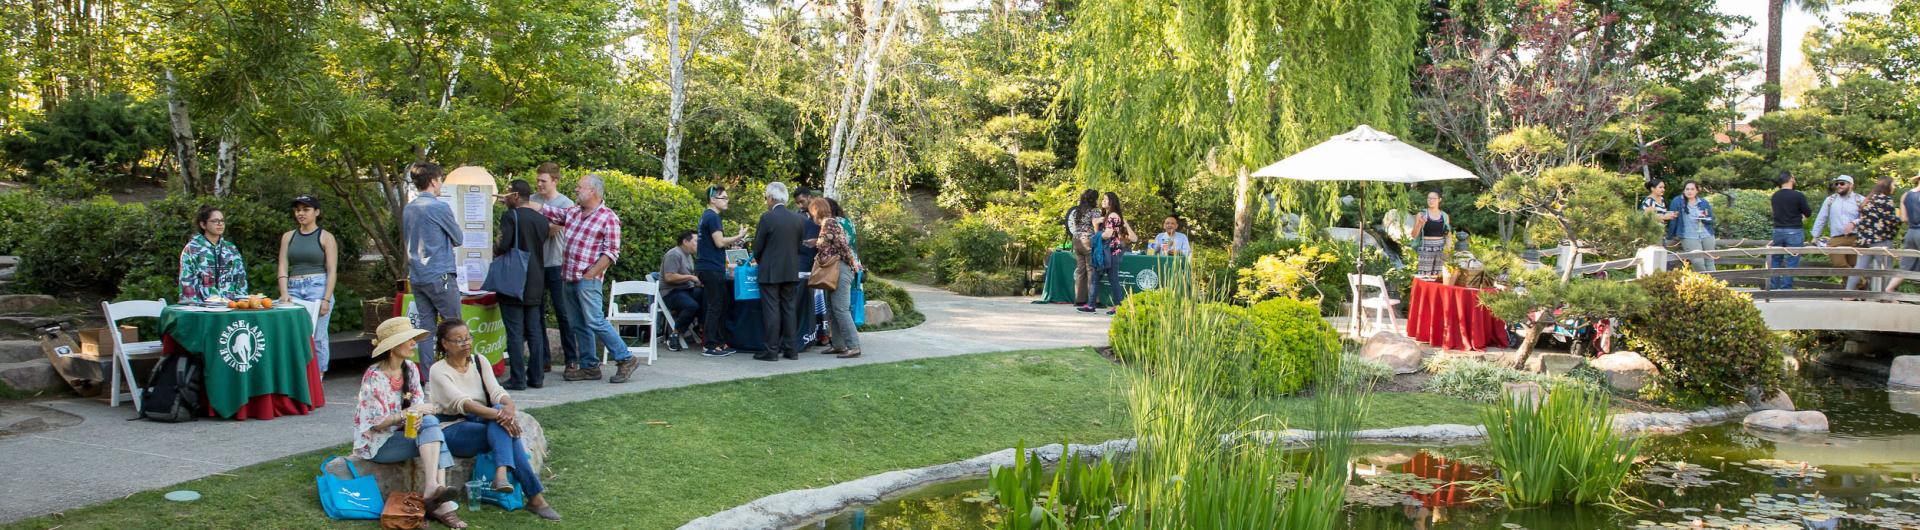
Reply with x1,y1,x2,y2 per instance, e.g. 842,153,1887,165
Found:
1666,181,1717,271
1849,177,1903,291
179,206,248,303
1080,192,1138,315
1065,189,1100,307
1413,191,1451,279
278,196,338,371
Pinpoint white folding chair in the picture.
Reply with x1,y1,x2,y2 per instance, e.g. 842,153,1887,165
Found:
103,299,167,412
1347,274,1400,338
289,298,323,343
645,272,682,339
605,280,659,365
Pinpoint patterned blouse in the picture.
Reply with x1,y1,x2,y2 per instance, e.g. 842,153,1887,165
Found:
816,216,858,268
351,361,438,460
1856,193,1904,245
178,234,248,303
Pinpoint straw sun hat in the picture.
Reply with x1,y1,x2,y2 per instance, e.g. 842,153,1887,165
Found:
370,316,430,359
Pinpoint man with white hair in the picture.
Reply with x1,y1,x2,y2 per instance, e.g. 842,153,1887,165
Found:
752,181,807,361
525,173,641,383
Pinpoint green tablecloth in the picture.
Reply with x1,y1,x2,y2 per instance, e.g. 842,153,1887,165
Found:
1038,250,1190,305
159,306,315,418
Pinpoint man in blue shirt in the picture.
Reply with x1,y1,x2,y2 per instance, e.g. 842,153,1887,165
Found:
1149,216,1192,257
696,185,749,357
403,162,462,367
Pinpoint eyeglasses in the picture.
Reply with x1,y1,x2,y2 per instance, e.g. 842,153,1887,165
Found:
445,336,473,345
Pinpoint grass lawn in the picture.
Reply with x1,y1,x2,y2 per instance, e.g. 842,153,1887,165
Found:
7,347,1485,530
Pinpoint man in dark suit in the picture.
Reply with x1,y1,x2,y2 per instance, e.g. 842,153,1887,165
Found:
752,182,806,361
791,187,822,353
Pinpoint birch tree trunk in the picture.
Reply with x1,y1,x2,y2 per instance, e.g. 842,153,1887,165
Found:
827,0,906,199
163,69,202,194
821,0,876,196
213,123,237,197
662,0,686,184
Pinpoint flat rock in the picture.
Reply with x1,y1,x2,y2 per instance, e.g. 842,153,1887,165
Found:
1892,356,1920,389
0,340,40,364
1742,410,1829,433
1525,353,1584,376
1587,351,1655,392
1756,391,1795,411
0,359,61,393
1891,389,1920,418
0,294,55,314
863,300,894,327
1358,332,1428,375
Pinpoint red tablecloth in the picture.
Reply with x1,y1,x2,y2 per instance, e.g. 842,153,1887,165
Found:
1405,279,1510,351
160,335,325,420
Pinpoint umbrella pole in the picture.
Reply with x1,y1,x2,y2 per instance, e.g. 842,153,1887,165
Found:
1353,185,1367,338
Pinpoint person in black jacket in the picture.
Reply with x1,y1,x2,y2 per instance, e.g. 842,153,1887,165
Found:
1768,171,1813,290
495,180,550,390
792,187,823,352
753,182,807,361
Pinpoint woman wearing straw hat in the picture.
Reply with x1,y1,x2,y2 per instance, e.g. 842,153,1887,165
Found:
427,320,561,521
352,317,468,528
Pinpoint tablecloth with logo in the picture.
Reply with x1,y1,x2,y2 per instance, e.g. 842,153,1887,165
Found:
1037,250,1188,305
159,306,322,420
1404,279,1510,351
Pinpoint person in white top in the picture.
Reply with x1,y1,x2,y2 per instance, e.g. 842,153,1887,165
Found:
1813,174,1867,268
427,320,561,521
1149,216,1192,257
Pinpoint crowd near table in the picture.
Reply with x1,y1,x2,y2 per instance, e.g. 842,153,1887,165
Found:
159,305,324,420
1404,278,1510,351
1038,250,1188,305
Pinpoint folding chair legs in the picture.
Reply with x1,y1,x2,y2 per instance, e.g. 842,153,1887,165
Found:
111,351,143,413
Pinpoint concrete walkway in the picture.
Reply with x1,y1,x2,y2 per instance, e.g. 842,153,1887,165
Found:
0,282,1108,523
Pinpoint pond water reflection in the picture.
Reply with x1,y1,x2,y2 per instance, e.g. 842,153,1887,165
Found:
814,366,1920,529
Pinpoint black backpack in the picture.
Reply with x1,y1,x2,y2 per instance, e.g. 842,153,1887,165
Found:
138,355,203,422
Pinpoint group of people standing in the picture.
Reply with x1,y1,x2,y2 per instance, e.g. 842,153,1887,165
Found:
1061,189,1193,315
1641,170,1920,291
683,183,864,361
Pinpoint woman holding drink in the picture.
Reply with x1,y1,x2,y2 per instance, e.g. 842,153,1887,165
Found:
352,317,468,528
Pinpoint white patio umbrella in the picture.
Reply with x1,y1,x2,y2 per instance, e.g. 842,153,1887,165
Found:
1250,124,1476,333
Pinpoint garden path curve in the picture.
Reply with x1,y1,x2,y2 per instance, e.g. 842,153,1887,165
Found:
0,281,1107,524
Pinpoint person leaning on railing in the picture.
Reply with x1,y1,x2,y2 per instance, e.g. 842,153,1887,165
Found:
1848,178,1904,291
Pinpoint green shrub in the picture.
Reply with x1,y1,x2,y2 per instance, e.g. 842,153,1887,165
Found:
1235,244,1338,304
929,217,1013,283
1108,288,1175,362
1339,352,1395,388
17,198,146,293
1482,384,1640,506
540,170,704,283
1621,270,1785,405
18,194,301,300
37,160,107,201
1422,356,1597,403
1705,189,1780,241
0,191,49,254
970,203,1056,269
948,270,1025,297
0,91,166,187
852,200,926,274
859,278,924,331
1243,298,1338,395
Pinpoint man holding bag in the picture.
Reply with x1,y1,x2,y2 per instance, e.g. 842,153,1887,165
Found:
494,180,548,390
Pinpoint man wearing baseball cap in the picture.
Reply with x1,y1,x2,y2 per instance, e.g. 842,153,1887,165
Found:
1813,174,1866,270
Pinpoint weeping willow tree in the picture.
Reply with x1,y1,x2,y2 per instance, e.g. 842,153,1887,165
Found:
1065,0,1424,260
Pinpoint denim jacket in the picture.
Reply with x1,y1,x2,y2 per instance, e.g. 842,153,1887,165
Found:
1665,195,1716,240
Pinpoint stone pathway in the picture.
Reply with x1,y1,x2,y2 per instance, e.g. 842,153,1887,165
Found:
0,281,1108,523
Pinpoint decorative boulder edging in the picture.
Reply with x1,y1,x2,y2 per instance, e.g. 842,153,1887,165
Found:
680,406,1752,530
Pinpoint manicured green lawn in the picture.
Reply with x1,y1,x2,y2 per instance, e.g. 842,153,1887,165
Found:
7,348,1484,530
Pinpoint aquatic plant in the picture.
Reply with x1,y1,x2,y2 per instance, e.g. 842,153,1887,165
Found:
1481,383,1641,506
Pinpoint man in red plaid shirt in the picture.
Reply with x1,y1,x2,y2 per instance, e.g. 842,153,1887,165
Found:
524,173,641,384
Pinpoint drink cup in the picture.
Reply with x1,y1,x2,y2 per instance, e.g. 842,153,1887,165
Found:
404,411,420,439
466,480,486,512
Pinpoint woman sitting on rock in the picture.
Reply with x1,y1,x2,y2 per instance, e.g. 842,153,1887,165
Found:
352,317,466,528
427,320,561,521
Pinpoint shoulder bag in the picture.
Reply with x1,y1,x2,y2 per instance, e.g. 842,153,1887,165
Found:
481,209,530,300
378,491,427,530
316,456,384,520
808,255,841,291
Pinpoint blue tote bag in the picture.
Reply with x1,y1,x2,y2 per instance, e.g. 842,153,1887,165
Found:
316,456,383,520
851,272,866,326
734,265,761,300
471,451,528,511
481,210,531,299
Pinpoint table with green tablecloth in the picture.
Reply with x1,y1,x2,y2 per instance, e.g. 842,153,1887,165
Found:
159,306,322,420
1037,250,1190,305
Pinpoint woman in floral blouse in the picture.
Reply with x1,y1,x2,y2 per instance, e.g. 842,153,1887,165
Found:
178,206,249,303
354,317,467,528
810,199,862,359
1848,178,1905,291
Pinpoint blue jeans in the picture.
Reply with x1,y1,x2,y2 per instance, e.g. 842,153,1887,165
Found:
442,411,545,498
499,303,546,387
412,273,462,373
1086,262,1124,308
665,287,701,332
543,266,579,367
287,274,333,372
566,279,630,369
368,415,453,469
1770,228,1805,290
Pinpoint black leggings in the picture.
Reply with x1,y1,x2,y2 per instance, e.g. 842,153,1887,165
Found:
698,269,732,346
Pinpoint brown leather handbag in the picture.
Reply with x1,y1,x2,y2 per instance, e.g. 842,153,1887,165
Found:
808,256,841,291
379,492,427,530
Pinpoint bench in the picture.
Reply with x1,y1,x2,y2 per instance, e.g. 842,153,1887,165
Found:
324,410,549,494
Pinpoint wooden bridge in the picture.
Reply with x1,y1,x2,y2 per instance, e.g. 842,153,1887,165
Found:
1547,242,1920,334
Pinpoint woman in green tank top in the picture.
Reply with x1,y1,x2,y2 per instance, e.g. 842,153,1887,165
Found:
278,196,339,371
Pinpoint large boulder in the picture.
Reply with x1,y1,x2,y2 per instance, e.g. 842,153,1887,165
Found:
1524,353,1584,376
1742,410,1829,433
1587,351,1656,392
1892,356,1920,389
1891,390,1920,418
0,359,61,393
862,301,895,327
326,411,549,495
1358,333,1428,375
1756,391,1795,412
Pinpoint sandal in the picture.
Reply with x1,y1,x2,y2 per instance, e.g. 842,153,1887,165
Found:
837,349,862,359
429,504,469,529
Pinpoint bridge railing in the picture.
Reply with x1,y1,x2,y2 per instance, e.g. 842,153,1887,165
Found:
1556,245,1920,304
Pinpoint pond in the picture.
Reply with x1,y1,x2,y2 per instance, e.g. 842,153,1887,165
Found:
811,366,1920,529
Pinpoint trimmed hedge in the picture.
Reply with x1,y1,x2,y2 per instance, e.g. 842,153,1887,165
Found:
1621,270,1785,405
1243,298,1338,396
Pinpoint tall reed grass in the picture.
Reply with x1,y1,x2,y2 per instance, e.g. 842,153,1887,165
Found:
1480,383,1641,506
989,277,1370,529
